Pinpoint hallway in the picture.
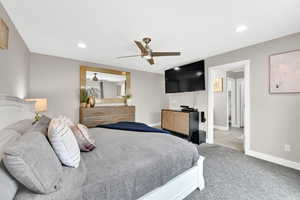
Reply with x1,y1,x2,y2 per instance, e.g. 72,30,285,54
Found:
214,127,244,152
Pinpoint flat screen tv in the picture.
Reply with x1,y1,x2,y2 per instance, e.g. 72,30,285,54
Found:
165,60,205,93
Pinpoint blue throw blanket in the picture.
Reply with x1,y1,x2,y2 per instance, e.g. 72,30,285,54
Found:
97,122,169,134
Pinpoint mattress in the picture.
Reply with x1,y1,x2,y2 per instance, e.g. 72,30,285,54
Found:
81,127,199,200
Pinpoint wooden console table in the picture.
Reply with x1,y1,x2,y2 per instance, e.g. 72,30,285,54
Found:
161,109,199,142
80,106,135,128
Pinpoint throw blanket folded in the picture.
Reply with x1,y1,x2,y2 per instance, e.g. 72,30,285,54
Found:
97,121,169,134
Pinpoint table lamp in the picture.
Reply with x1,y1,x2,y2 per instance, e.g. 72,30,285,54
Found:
25,98,47,122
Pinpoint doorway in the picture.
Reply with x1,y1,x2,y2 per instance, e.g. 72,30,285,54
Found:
207,60,250,153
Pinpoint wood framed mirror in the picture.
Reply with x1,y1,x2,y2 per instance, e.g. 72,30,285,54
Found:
80,66,131,105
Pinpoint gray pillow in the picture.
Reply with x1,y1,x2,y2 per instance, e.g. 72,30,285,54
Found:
14,161,87,200
30,115,51,136
0,162,18,200
0,129,21,200
3,132,63,194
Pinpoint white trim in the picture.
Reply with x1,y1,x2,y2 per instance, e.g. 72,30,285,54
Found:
236,78,245,127
214,125,229,131
225,76,229,131
138,156,205,200
227,77,236,127
231,124,240,128
247,150,300,171
148,122,161,127
207,60,251,155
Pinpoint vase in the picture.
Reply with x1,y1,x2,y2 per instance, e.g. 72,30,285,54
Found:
127,99,132,106
88,96,95,108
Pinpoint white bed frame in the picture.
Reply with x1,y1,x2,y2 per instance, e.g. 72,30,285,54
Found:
0,95,205,200
139,157,205,200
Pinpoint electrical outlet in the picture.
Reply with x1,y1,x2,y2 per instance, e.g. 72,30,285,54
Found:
284,144,291,152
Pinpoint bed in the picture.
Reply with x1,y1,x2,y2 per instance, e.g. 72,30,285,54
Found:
0,95,205,200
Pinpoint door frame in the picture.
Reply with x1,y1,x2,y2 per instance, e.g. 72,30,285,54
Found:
207,60,250,154
227,77,236,128
236,78,245,128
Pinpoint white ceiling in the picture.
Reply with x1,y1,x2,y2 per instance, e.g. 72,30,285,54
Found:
1,0,300,73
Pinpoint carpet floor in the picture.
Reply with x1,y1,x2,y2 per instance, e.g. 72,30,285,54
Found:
185,144,300,200
214,128,244,152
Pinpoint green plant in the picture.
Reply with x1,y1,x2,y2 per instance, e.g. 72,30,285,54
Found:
123,94,132,100
80,89,89,103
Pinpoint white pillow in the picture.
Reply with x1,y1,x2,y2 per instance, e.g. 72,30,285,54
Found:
48,118,80,168
57,115,74,127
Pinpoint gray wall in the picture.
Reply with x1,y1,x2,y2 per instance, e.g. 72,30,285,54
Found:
168,32,300,163
0,3,30,98
213,71,227,127
29,53,168,125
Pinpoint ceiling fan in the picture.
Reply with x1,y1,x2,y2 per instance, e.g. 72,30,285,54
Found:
117,37,181,65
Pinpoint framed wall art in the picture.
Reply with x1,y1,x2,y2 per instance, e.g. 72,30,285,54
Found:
269,50,300,93
0,19,9,49
213,78,223,92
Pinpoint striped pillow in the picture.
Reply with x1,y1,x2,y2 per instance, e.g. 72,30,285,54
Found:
57,115,74,127
48,118,80,168
71,124,96,152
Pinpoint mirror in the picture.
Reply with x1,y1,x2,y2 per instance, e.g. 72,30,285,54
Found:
86,71,126,99
80,66,131,104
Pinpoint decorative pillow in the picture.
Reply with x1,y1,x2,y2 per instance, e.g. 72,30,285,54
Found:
48,118,80,168
0,129,21,200
0,162,18,200
58,115,74,127
3,132,62,194
71,124,96,152
30,115,51,136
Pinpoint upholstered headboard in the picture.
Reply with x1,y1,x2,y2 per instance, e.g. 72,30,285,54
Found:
0,95,35,130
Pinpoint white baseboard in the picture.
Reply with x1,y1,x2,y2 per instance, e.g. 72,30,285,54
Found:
148,122,161,127
247,150,300,171
214,125,229,131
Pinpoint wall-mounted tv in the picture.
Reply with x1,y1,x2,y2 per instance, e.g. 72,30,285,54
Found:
165,60,205,93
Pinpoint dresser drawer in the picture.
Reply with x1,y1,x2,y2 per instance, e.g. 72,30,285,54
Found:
80,106,135,128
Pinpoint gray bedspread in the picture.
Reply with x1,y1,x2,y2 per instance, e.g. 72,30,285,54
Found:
81,128,199,200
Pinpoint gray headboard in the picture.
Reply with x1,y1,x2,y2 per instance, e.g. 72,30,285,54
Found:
0,95,34,130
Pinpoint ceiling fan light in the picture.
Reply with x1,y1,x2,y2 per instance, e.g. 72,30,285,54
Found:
93,73,98,81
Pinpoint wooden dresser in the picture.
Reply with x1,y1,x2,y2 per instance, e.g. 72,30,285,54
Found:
161,109,199,139
80,106,135,128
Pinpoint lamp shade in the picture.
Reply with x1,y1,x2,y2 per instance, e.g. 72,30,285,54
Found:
25,98,47,112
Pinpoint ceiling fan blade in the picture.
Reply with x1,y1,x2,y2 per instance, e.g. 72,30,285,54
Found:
116,55,140,59
134,41,147,54
147,58,155,65
152,52,181,57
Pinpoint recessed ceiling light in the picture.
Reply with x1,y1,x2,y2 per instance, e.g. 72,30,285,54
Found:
235,25,248,33
77,42,87,48
174,67,180,71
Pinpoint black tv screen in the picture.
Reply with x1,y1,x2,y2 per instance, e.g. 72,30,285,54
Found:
165,60,205,93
